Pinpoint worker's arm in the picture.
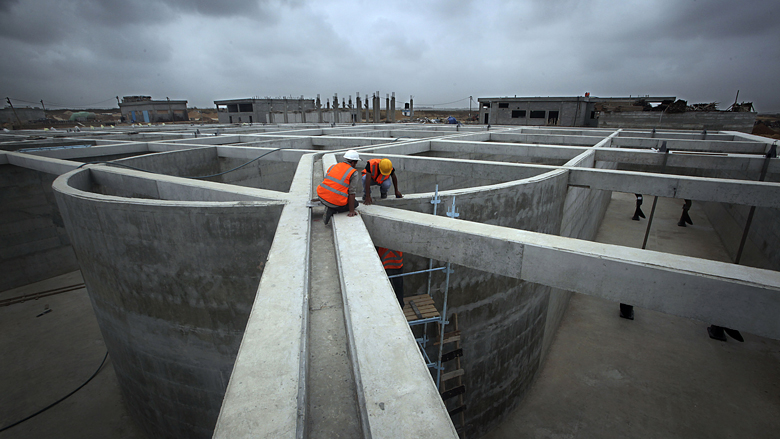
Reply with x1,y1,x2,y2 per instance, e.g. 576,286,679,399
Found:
363,176,373,205
347,194,357,216
391,173,403,198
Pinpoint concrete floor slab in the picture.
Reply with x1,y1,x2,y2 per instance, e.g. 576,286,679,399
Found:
0,271,144,439
483,192,780,439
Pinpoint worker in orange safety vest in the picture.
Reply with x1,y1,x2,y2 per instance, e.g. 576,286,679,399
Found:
377,247,404,307
317,150,361,225
362,158,402,205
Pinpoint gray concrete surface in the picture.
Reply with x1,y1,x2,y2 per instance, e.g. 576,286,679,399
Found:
53,169,284,439
0,271,145,439
484,191,780,439
306,172,361,437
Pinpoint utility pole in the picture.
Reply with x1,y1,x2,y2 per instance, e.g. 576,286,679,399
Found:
5,97,23,127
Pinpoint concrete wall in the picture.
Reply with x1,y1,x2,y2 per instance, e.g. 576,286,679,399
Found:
0,165,78,291
52,168,284,439
599,111,757,133
699,166,780,271
377,168,570,437
479,99,595,127
0,107,45,124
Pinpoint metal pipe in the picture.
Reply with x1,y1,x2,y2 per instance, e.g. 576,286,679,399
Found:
426,185,441,296
388,266,446,279
436,261,452,390
641,141,669,249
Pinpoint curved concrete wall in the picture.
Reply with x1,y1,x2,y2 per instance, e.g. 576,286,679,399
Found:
384,170,570,437
52,168,284,438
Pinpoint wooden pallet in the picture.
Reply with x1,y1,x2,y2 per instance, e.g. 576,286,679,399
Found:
403,294,440,322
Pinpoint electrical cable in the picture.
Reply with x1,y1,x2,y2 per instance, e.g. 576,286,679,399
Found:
417,97,471,107
75,148,284,179
7,96,118,109
0,351,109,433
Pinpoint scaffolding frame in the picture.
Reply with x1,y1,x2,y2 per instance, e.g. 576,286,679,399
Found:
395,185,459,390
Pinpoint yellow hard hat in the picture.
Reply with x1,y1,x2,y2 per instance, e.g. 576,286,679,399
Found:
379,158,393,176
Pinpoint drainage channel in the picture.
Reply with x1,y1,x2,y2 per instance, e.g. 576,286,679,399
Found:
305,161,362,438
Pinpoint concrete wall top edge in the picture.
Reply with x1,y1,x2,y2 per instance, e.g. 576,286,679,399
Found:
52,167,286,207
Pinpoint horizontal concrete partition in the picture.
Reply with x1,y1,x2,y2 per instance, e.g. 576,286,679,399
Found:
53,167,285,439
361,205,780,339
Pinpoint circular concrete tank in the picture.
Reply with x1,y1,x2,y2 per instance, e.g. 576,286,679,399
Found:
52,167,284,438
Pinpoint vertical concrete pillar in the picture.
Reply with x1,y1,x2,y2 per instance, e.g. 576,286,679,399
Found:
299,96,304,123
365,94,370,123
356,93,361,123
269,100,275,124
348,95,354,123
390,92,396,123
333,93,339,124
374,91,380,123
283,97,289,123
316,94,322,123
409,96,414,119
385,94,390,123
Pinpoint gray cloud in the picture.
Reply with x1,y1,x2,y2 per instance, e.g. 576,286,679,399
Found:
1,0,779,112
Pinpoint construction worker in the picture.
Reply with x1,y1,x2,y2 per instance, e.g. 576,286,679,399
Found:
362,158,403,205
377,247,404,307
317,150,361,225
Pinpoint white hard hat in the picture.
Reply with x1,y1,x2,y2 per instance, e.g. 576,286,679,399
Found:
343,150,360,161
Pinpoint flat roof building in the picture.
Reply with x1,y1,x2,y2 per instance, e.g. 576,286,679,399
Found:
478,95,756,132
214,98,316,124
119,96,188,124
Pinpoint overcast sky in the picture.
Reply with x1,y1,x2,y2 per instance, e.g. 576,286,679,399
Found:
1,0,779,112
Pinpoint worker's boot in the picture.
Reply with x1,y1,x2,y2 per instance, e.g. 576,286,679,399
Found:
323,207,334,225
380,192,388,199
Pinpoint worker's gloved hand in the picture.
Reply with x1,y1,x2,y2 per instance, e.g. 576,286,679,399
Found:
395,191,403,199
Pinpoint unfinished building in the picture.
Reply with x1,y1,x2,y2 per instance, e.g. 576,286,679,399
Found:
118,96,189,124
1,122,779,438
479,95,757,132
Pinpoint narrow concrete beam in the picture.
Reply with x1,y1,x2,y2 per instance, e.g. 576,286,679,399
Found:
213,154,314,438
359,205,780,340
5,151,82,175
431,140,588,161
594,148,780,174
324,170,457,436
360,153,555,181
568,168,780,208
613,137,767,154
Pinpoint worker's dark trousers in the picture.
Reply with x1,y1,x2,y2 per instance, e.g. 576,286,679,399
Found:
327,200,360,213
385,268,404,307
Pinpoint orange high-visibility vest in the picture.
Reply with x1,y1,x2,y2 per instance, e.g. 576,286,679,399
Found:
362,158,390,185
317,162,356,206
377,247,403,270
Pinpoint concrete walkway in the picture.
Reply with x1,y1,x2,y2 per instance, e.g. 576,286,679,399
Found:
484,192,780,439
306,206,362,437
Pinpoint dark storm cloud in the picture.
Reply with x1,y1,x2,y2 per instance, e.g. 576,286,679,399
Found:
1,0,779,111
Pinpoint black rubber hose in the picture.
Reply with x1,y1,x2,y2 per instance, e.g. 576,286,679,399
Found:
0,351,109,433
